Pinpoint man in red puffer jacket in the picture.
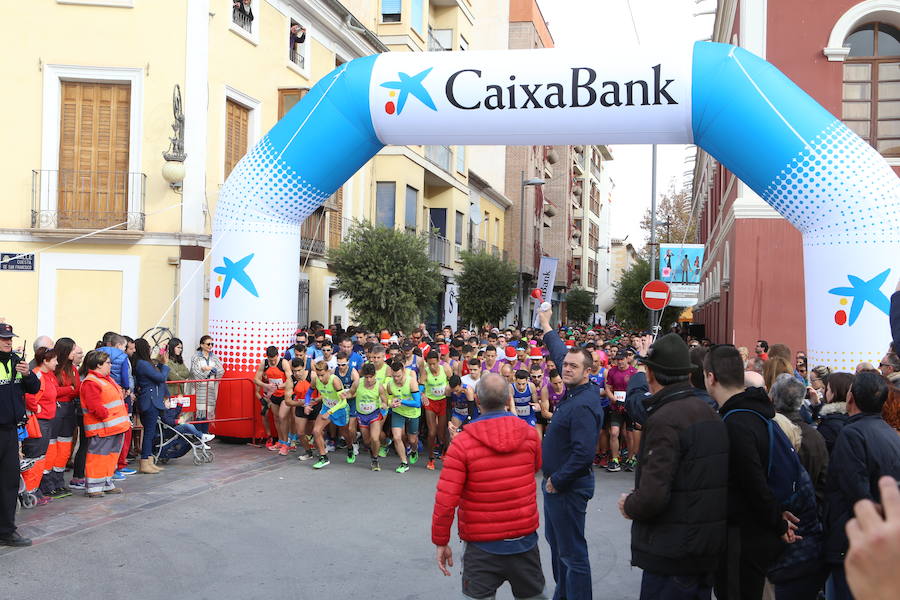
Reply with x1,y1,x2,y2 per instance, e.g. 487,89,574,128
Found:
432,372,545,600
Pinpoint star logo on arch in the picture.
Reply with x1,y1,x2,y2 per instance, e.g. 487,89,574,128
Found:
828,268,891,326
380,68,437,115
213,254,259,299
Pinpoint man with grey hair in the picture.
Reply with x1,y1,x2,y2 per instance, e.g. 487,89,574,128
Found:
27,335,54,370
432,372,545,600
771,373,828,503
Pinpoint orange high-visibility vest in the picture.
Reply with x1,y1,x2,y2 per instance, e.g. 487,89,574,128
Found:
82,374,130,437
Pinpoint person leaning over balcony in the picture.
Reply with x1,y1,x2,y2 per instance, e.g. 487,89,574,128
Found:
289,23,306,51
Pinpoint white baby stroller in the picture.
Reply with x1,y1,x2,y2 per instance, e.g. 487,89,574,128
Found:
18,457,37,509
153,419,214,466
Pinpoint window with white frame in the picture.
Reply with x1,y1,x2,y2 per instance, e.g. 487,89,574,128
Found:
381,0,401,23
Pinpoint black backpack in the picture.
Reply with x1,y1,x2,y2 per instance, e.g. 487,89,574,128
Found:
723,409,804,507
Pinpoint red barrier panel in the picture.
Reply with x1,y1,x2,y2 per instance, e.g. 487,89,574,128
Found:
167,378,261,440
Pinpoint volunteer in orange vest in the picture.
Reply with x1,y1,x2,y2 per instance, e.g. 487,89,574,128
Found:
21,347,59,506
46,337,80,497
79,350,131,497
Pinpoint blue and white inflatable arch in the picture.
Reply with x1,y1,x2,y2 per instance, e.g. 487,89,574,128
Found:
210,42,900,374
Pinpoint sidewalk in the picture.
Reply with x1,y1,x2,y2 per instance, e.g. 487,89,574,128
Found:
14,441,282,547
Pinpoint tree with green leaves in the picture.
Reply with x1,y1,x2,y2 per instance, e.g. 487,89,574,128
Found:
565,287,596,325
328,221,443,332
456,250,518,329
612,257,680,329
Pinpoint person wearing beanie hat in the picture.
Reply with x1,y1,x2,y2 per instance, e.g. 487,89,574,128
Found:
617,333,729,599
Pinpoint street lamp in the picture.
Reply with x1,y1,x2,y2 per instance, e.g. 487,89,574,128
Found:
519,171,545,326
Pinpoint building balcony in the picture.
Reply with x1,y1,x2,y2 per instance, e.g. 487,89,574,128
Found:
289,47,305,69
232,7,253,33
429,232,451,267
31,169,145,231
591,162,602,182
471,238,487,253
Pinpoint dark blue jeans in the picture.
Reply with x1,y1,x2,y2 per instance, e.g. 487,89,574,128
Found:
139,406,160,459
543,475,594,600
640,572,713,600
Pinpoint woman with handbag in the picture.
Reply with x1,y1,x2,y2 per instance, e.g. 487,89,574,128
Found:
21,347,59,506
190,335,223,433
134,339,170,474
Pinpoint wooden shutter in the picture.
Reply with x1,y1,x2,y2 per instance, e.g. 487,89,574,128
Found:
58,81,131,228
278,88,308,120
224,99,250,178
328,186,344,249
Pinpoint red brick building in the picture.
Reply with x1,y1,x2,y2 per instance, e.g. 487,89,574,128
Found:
692,0,900,352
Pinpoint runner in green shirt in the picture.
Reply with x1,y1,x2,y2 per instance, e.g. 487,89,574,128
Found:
309,360,355,469
380,360,421,473
347,362,386,471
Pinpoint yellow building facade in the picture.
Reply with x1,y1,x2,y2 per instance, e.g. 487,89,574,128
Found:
1,0,384,348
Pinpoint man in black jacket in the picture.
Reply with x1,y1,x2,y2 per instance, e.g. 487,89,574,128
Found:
618,334,729,599
0,323,40,547
824,371,900,600
704,345,799,600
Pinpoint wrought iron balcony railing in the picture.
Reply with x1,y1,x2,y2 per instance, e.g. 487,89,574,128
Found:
31,169,146,230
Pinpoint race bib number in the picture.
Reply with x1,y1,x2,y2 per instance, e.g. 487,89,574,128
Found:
269,378,283,387
431,386,445,397
516,404,531,416
454,404,468,415
614,391,626,404
358,400,377,413
323,396,339,408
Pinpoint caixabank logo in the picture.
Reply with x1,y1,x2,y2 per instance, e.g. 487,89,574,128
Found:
379,68,438,115
379,63,679,116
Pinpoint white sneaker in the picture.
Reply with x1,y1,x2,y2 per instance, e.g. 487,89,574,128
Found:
326,441,336,453
200,433,216,443
352,442,360,456
200,442,211,450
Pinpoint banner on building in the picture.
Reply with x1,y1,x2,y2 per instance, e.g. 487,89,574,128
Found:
532,256,559,328
659,243,704,307
444,280,459,331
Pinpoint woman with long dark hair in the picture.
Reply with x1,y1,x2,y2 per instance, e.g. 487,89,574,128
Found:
133,338,169,474
45,337,79,496
190,335,223,433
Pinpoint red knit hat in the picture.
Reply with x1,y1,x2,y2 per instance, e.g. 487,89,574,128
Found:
529,347,543,359
505,346,517,360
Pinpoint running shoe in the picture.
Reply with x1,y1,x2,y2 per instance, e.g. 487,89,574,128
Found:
597,453,609,469
408,451,419,465
49,488,72,499
112,471,127,481
35,496,51,506
326,440,336,453
371,459,381,472
352,442,360,456
313,455,330,469
346,447,356,464
624,457,637,472
378,444,389,458
278,444,289,456
593,453,603,466
119,467,137,475
606,458,621,473
298,449,315,461
68,478,86,490
337,438,347,450
266,439,278,451
395,462,410,474
426,460,435,471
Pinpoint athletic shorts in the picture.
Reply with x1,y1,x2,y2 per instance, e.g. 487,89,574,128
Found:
269,395,285,406
536,413,551,426
518,414,537,427
357,411,383,428
347,398,358,419
295,402,322,420
390,412,420,435
607,408,626,429
425,398,447,416
451,411,469,424
324,407,349,428
462,542,545,600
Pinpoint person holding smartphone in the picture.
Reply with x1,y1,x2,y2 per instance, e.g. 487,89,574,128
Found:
190,336,223,434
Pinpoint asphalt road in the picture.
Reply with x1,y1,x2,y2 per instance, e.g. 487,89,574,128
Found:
2,442,641,599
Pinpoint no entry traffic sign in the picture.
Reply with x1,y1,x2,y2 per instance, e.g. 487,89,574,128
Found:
641,280,671,311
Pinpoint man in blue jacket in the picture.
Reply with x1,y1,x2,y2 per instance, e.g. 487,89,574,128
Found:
538,306,604,600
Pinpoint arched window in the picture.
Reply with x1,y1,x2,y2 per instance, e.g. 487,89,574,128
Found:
842,22,900,156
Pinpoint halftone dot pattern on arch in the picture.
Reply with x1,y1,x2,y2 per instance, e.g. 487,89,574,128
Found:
214,136,330,237
761,120,900,246
208,319,297,372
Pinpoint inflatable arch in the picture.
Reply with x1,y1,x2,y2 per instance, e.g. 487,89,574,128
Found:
209,42,899,381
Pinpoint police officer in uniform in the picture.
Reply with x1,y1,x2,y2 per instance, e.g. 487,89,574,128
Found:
0,323,40,547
